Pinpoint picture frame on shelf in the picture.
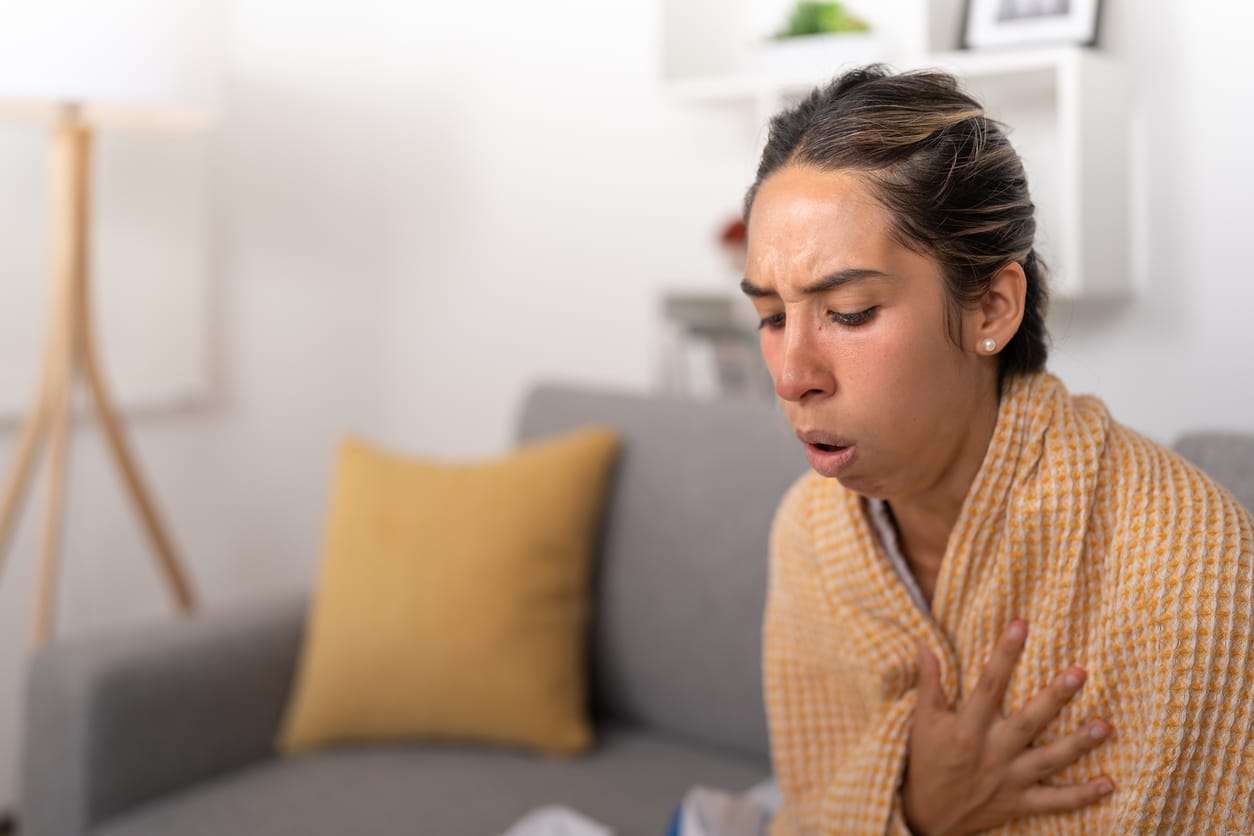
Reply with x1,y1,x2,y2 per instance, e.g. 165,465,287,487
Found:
962,0,1102,50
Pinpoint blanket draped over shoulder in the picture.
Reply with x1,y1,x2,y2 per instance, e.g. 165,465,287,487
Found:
765,371,1254,833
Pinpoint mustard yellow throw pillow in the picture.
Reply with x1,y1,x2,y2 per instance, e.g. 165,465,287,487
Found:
277,427,619,756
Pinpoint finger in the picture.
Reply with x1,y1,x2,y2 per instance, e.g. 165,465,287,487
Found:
962,620,1028,733
1019,775,1115,815
916,640,949,713
1014,720,1112,784
994,666,1087,754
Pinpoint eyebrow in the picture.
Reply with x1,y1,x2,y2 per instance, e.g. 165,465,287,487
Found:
740,268,895,299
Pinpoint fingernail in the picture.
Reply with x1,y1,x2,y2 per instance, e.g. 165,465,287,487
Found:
1007,621,1027,641
1089,722,1108,740
1063,670,1083,688
1096,779,1114,795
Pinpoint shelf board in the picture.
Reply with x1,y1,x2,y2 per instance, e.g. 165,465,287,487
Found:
906,45,1086,77
665,45,1105,104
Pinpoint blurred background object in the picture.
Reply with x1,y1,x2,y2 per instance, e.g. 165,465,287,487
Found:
774,1,871,38
0,1,217,647
718,216,747,276
964,0,1103,49
0,0,218,418
759,1,882,79
658,216,771,400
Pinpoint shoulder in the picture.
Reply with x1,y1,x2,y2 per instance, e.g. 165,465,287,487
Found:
1035,378,1252,595
1092,419,1254,634
1050,382,1253,549
769,471,820,564
1102,418,1254,547
773,470,823,526
770,469,858,545
769,469,861,577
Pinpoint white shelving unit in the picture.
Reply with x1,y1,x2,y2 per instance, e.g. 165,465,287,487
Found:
904,47,1129,299
662,0,964,84
660,1,1131,300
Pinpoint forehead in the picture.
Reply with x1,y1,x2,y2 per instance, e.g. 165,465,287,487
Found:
747,165,891,255
745,164,934,287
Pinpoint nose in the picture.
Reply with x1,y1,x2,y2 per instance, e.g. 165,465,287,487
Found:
774,317,835,402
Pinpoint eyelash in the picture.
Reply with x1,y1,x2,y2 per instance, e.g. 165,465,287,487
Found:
757,308,878,330
758,313,785,330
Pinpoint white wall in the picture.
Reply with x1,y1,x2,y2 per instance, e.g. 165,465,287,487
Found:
365,0,761,456
1047,0,1254,439
0,0,1252,813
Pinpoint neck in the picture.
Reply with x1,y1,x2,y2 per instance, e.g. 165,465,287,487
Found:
888,377,1002,596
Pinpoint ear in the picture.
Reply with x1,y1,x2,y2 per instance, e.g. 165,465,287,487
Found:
964,261,1026,355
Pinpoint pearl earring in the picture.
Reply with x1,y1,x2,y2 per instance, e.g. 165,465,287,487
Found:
981,338,997,353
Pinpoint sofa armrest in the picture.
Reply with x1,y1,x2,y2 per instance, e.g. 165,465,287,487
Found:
20,593,307,836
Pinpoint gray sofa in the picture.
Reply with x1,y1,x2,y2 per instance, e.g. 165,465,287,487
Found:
19,386,807,836
18,385,1254,836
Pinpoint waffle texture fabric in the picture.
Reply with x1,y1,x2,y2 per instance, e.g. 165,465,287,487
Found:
764,371,1254,833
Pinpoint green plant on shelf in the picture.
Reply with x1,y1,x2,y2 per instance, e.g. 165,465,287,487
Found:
775,1,870,39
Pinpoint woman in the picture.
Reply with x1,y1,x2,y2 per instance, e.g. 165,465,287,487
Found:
743,66,1254,834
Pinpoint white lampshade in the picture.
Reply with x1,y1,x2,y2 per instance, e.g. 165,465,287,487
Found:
0,0,223,108
0,0,222,417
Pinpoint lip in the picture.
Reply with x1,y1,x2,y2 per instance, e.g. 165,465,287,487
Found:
797,429,854,448
796,430,857,476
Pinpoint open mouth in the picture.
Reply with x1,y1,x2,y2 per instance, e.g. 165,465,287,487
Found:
799,433,856,473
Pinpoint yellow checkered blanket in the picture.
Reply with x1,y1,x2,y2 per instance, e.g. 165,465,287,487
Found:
765,371,1254,833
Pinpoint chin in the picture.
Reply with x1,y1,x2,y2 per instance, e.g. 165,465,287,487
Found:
832,471,891,500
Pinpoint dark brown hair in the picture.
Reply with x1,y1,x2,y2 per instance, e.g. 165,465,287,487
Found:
744,65,1048,378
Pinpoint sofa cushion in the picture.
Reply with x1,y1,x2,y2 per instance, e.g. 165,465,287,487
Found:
516,387,807,761
278,428,619,756
91,727,771,836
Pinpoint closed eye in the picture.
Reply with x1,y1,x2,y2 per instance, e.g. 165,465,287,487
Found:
758,312,785,331
829,307,878,327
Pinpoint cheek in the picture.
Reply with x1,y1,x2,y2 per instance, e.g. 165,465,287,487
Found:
887,325,971,439
882,306,961,378
844,314,965,429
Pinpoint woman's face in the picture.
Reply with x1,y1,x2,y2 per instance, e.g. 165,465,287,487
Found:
743,164,997,500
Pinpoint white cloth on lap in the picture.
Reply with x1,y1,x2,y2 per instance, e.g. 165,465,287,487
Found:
500,779,779,836
674,780,779,835
501,805,614,836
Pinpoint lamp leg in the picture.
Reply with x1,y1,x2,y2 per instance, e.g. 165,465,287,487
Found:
75,110,194,617
28,112,89,646
30,363,72,648
0,397,50,580
0,106,79,611
81,349,196,613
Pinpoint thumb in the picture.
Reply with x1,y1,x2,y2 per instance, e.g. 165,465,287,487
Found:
916,640,948,712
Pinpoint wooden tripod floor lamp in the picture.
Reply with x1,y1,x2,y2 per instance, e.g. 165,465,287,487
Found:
0,102,199,647
0,1,220,646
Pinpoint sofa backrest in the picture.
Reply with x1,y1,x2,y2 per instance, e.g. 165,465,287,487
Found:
1173,431,1254,513
517,385,806,762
